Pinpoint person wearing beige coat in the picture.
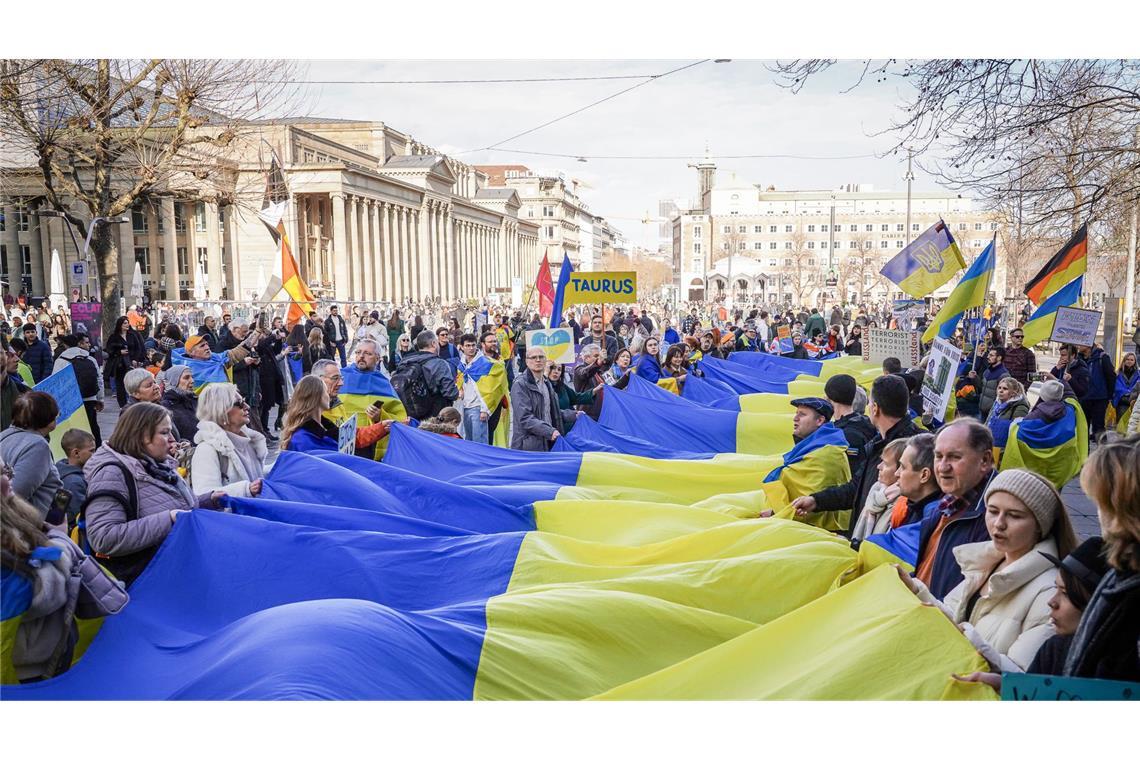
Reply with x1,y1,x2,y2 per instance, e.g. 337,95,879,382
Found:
902,467,1079,673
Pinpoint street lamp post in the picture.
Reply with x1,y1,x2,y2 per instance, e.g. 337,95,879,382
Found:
36,210,130,306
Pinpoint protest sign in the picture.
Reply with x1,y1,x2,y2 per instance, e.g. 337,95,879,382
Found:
35,365,93,459
525,327,575,364
920,337,963,421
892,299,926,331
69,302,103,344
1002,673,1139,701
338,415,357,456
862,328,921,368
1049,306,1102,347
565,272,637,304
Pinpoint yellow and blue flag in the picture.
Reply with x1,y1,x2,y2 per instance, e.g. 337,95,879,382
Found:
549,252,574,328
1021,276,1084,349
922,236,996,343
335,365,408,459
170,347,231,392
457,355,511,447
880,221,966,298
1000,397,1088,489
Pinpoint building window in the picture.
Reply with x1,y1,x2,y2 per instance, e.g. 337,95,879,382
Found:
174,206,186,233
527,208,534,218
754,242,763,250
784,242,792,250
769,225,777,233
849,241,858,249
754,225,762,233
16,207,29,232
544,225,555,239
880,241,889,248
769,259,777,267
784,258,792,267
543,205,555,217
881,224,889,232
177,246,189,274
850,224,859,232
820,224,828,232
738,225,746,234
693,243,702,254
769,242,777,250
807,241,815,249
958,222,967,231
739,241,747,251
896,240,905,248
20,245,31,274
990,222,998,231
194,202,207,233
807,224,816,232
785,224,793,233
865,240,873,250
974,223,983,230
693,226,702,238
911,223,920,231
865,224,873,232
132,206,148,233
158,248,165,275
807,258,815,266
723,225,731,233
896,223,904,231
723,242,730,251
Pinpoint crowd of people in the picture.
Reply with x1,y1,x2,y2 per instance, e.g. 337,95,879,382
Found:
2,291,1139,690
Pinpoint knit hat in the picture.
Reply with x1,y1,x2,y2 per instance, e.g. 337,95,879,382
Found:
184,334,207,354
1038,380,1064,403
161,364,191,390
984,468,1064,537
824,374,858,406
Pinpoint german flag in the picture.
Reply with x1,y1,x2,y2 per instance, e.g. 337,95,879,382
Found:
1024,223,1087,305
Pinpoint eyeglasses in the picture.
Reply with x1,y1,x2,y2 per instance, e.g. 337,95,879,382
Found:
527,355,546,361
1011,334,1024,339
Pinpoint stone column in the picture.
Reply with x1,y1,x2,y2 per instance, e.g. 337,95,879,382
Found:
380,203,393,300
26,200,46,296
331,192,350,301
205,200,223,299
2,202,21,295
145,204,160,294
422,201,434,299
460,222,469,298
443,208,454,301
397,206,410,302
224,204,240,300
368,200,381,302
411,208,423,301
161,197,179,300
348,195,360,300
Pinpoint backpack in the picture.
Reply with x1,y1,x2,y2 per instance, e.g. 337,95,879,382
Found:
66,354,99,398
77,460,157,588
390,358,434,421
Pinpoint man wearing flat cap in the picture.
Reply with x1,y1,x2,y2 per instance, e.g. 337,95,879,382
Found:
791,396,833,444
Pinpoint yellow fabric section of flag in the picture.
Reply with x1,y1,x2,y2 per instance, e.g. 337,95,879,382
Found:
593,565,996,701
472,520,857,700
656,377,680,395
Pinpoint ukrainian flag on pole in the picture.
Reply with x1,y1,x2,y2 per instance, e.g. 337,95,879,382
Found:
922,236,996,344
1020,276,1084,349
880,220,966,298
549,253,575,328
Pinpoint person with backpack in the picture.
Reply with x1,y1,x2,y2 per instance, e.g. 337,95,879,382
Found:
53,333,105,446
390,330,459,423
82,402,223,587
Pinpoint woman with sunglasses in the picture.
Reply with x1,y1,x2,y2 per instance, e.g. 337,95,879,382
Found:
189,383,267,498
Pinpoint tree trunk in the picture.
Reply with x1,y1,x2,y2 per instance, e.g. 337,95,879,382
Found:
90,223,121,342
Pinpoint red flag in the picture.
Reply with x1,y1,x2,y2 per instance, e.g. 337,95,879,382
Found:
535,253,555,318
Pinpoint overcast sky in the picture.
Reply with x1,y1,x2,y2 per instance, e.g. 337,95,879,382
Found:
299,60,932,250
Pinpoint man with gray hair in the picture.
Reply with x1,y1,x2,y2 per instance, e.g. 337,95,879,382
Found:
311,357,392,458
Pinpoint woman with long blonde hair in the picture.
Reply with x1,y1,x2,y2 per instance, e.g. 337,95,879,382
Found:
280,375,337,452
300,328,331,375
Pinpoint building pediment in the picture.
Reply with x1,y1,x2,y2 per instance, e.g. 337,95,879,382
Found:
379,154,457,193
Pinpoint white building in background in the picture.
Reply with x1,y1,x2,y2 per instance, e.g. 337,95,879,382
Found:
670,162,1002,306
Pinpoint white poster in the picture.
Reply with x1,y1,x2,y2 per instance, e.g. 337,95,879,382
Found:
338,415,357,455
1050,306,1101,347
920,337,963,421
862,328,921,368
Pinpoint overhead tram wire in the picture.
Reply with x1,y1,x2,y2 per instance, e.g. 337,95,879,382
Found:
455,59,711,155
482,148,881,161
271,74,665,84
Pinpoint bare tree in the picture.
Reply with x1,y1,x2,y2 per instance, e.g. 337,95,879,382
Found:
0,59,305,336
784,227,814,305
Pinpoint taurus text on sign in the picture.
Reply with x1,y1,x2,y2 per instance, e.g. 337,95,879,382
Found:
565,271,637,304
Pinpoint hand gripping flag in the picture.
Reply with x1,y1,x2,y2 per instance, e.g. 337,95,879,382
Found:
922,236,996,344
334,365,408,459
535,254,555,319
1024,224,1088,305
880,220,967,298
1021,276,1084,349
549,253,574,328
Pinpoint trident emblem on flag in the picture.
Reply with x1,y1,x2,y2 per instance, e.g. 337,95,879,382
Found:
914,242,945,274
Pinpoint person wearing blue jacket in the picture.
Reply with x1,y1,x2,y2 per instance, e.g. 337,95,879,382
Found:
1078,343,1117,435
280,375,339,453
19,323,53,383
1113,352,1138,418
632,336,663,382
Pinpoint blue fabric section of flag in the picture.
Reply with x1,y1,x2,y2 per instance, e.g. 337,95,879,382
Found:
1,566,34,622
549,253,574,328
288,354,304,384
458,355,493,384
1024,277,1086,330
762,423,850,483
170,348,230,387
265,451,534,533
681,373,742,411
1,510,523,700
990,418,1014,449
384,422,583,488
726,352,825,377
633,354,663,381
553,412,714,460
340,365,398,397
865,521,924,567
624,371,705,407
1012,402,1077,449
927,239,996,341
226,495,478,536
698,356,792,394
599,385,738,453
880,223,957,283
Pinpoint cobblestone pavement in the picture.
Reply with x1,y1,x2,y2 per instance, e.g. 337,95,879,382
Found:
94,396,1103,540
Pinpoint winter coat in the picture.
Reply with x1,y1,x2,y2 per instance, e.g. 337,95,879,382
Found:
917,483,994,600
189,420,267,497
5,526,128,682
1002,346,1038,387
222,334,260,408
553,378,594,411
105,331,147,377
257,334,286,411
1114,368,1139,410
1025,398,1067,424
833,412,876,476
572,362,608,420
197,325,221,353
0,426,64,518
938,538,1059,672
1082,347,1116,401
54,460,87,527
978,364,1010,417
284,419,339,453
1051,356,1090,399
397,351,460,420
510,370,577,451
82,444,197,561
1063,568,1140,682
21,337,53,383
160,388,200,443
805,313,827,338
579,333,620,363
323,314,349,346
988,396,1030,423
53,347,103,401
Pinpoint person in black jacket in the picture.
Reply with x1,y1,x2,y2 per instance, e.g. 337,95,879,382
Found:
159,365,200,443
257,327,288,436
792,374,921,537
18,323,53,383
197,315,222,353
105,316,147,408
824,374,877,477
1050,344,1090,399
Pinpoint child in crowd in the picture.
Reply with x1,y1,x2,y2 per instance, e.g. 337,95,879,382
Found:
419,407,462,438
144,350,165,377
851,438,908,541
54,429,97,530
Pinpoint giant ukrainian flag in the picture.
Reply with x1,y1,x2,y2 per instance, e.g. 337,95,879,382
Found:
880,220,967,298
170,348,231,392
923,236,996,343
3,452,994,700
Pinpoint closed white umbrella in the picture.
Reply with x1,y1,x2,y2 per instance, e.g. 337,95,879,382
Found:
130,260,144,299
50,249,67,305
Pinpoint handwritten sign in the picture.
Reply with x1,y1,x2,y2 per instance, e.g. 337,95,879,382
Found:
920,337,963,421
338,415,357,456
565,272,637,304
525,327,575,364
69,302,103,345
1050,306,1102,347
1002,673,1139,701
862,328,921,368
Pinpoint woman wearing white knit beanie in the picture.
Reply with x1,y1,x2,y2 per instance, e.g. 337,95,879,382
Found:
900,467,1080,672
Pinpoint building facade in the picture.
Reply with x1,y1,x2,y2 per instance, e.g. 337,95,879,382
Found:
671,163,1004,306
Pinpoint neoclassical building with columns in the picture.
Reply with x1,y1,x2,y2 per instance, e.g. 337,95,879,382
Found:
2,117,543,305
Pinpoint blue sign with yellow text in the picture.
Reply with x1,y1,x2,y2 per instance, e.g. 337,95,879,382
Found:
566,272,637,304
